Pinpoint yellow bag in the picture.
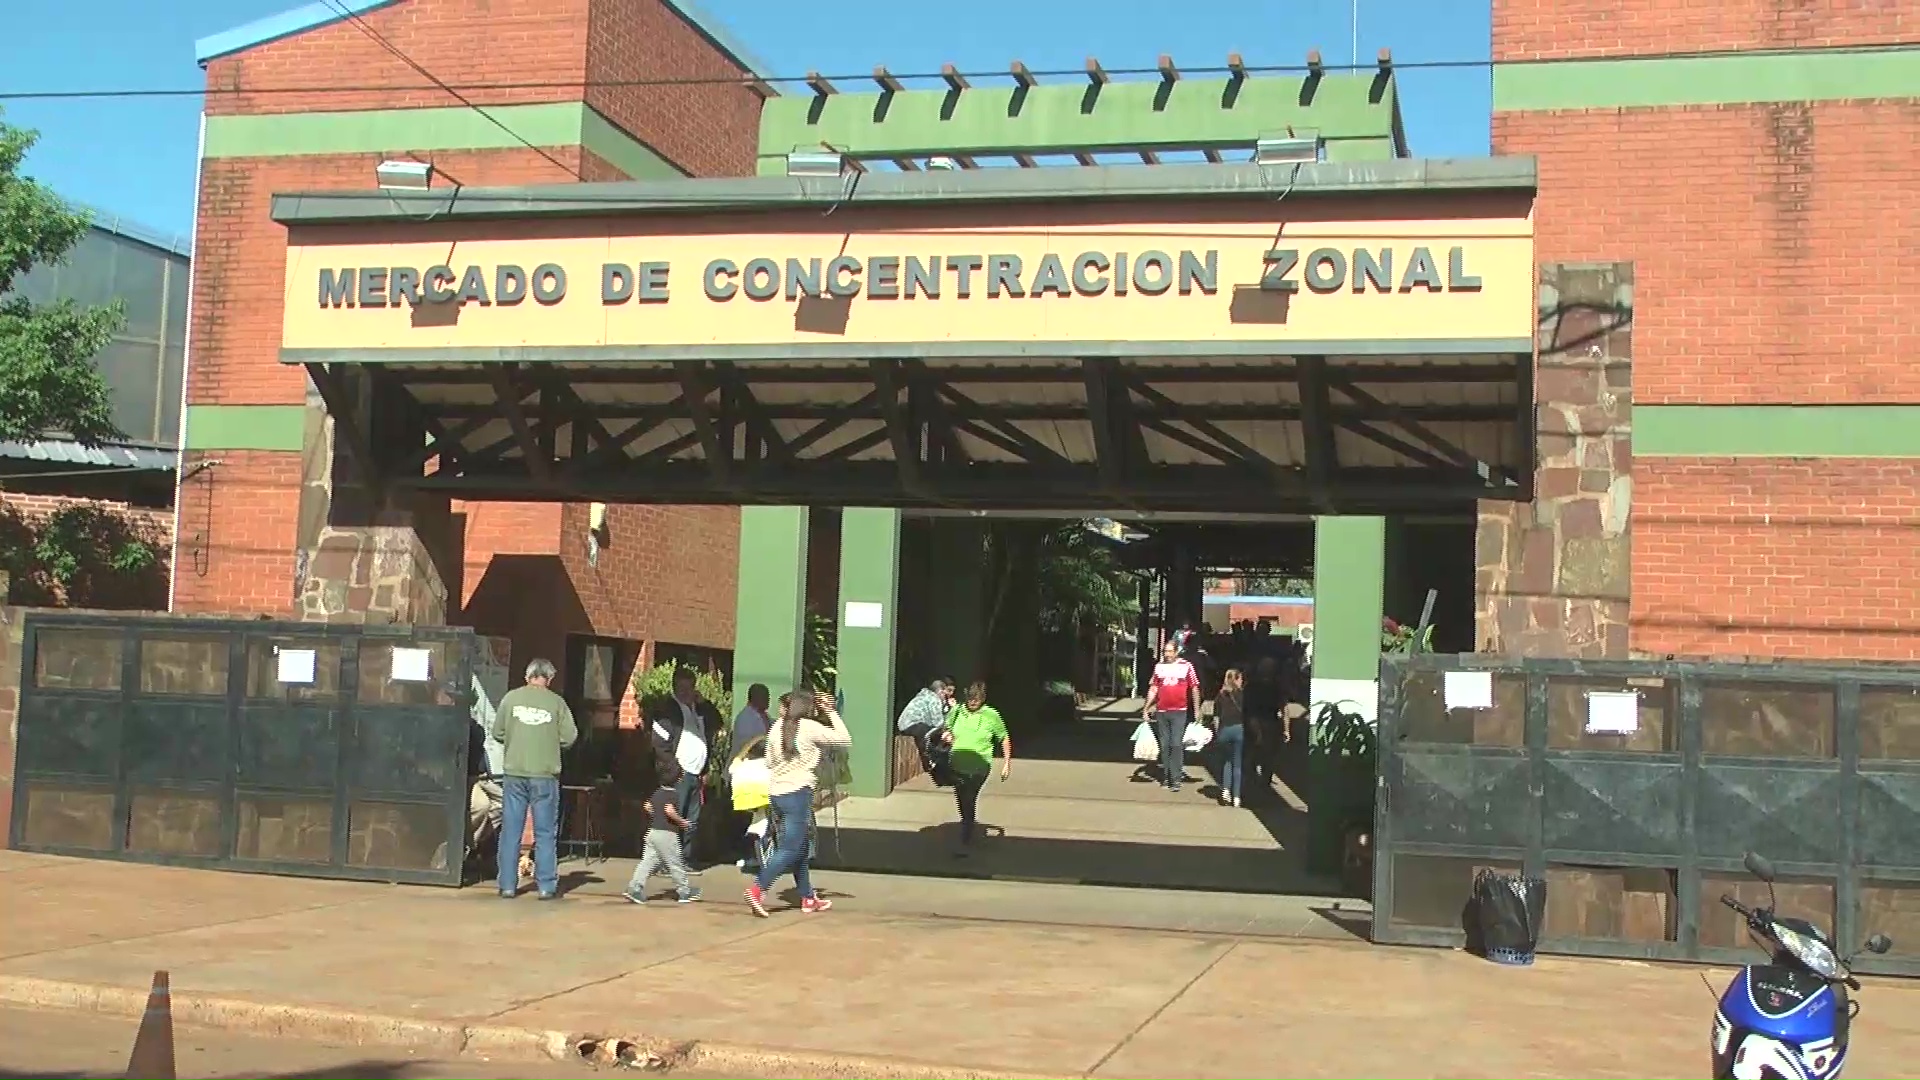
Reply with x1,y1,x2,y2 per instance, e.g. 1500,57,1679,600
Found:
729,736,770,812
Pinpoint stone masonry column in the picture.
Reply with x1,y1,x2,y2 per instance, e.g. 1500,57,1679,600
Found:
292,382,455,625
1476,262,1634,657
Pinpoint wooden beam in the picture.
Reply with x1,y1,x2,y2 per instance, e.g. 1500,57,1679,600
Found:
1013,153,1039,168
1157,54,1179,83
1085,57,1108,85
941,63,970,91
806,71,837,96
304,364,381,489
872,65,904,93
870,359,925,493
1010,60,1038,88
1297,354,1338,503
1228,52,1248,80
673,361,729,485
488,364,551,483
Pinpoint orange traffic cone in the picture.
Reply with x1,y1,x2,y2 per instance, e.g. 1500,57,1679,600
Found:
124,970,176,1079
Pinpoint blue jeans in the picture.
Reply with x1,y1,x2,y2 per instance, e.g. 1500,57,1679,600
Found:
1154,710,1188,789
1215,724,1245,801
755,788,815,899
497,775,559,896
674,770,703,861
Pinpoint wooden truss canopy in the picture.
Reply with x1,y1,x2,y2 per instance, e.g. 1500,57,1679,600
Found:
313,354,1532,517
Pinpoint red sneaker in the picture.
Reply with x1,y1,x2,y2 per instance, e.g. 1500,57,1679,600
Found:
801,895,833,914
744,885,769,918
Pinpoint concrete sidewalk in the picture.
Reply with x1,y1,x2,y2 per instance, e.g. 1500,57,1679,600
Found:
5,851,1918,1078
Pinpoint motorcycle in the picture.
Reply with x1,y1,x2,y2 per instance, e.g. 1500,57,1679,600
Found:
1712,851,1894,1079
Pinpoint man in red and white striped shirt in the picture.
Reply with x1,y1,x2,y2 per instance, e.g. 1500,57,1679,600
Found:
1143,639,1200,792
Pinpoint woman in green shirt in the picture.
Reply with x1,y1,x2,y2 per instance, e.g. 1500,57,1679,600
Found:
942,680,1013,857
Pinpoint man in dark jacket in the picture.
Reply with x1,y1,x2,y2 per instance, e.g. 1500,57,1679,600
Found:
644,667,725,867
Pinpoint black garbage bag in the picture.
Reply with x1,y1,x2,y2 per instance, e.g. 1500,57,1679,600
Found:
1473,868,1548,965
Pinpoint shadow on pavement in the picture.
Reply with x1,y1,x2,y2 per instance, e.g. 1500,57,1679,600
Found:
1309,904,1373,942
814,820,1340,895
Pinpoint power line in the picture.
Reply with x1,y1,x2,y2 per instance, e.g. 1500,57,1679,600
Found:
3,41,1913,103
312,0,582,180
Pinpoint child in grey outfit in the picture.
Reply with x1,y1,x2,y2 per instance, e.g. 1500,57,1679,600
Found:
624,758,701,905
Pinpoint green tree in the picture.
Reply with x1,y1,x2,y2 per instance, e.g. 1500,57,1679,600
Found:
1034,523,1138,633
1224,572,1313,598
0,112,124,445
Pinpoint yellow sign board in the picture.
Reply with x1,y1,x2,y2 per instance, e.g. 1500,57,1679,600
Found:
280,203,1535,353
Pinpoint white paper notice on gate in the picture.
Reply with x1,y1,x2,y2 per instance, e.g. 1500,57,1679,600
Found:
844,601,884,629
390,646,433,682
276,647,317,685
1442,670,1493,710
1585,690,1640,735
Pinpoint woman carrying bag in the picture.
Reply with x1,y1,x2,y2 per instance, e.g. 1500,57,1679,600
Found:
745,691,850,917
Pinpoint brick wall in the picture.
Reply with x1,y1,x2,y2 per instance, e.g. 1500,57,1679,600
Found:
202,0,594,115
172,451,304,616
182,0,763,657
1493,2,1917,661
583,0,764,177
1495,103,1919,405
1494,0,1914,60
557,502,739,649
1634,459,1920,660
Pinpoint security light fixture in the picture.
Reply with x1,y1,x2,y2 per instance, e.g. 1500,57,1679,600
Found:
785,150,846,177
1253,136,1322,166
375,159,434,190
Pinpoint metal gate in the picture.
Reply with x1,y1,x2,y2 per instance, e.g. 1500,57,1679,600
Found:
1371,654,1920,978
10,613,477,886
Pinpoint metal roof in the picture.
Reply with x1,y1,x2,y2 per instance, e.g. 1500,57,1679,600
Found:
0,439,177,472
70,200,192,261
271,156,1538,225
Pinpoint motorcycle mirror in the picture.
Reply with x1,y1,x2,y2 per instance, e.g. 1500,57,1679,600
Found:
1865,933,1893,955
1743,851,1777,883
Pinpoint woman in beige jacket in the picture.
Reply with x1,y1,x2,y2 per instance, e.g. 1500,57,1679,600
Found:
745,691,850,917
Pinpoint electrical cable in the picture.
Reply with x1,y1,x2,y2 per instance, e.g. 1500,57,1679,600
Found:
310,0,583,181
3,41,1913,102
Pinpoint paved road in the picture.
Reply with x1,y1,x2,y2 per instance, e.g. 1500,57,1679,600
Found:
0,1006,736,1080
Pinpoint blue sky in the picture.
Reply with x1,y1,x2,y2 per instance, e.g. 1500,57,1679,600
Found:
3,0,1492,238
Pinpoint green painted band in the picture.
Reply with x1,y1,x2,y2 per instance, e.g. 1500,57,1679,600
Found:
1636,405,1920,458
183,404,307,452
1495,45,1920,112
202,102,682,179
757,73,1400,163
282,339,1535,366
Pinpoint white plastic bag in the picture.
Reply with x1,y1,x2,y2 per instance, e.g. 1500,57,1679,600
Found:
1183,721,1213,752
1132,722,1159,762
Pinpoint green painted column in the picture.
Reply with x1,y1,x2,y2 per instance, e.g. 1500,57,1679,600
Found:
1306,514,1387,877
1310,516,1386,725
837,507,902,797
733,506,810,698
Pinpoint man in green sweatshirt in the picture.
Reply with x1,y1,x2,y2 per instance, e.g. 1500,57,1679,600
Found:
490,658,577,899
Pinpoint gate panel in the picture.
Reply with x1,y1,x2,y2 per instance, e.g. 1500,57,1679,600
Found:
10,614,474,887
1374,654,1920,978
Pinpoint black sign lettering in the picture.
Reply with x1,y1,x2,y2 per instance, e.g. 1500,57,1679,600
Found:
315,245,1489,310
